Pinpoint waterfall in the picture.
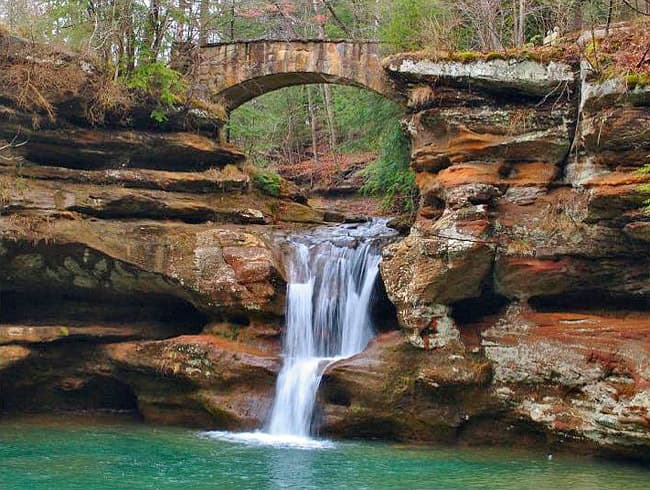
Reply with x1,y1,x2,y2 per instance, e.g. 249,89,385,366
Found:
266,219,395,438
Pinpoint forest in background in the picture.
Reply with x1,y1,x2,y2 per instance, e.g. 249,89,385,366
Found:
1,0,649,211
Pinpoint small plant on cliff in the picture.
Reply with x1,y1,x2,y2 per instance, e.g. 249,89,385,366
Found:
126,62,187,123
638,161,650,213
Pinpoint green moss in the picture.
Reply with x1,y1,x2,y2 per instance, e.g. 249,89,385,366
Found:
626,73,650,89
251,170,281,198
639,163,650,175
211,324,240,341
408,44,567,66
638,164,650,213
485,52,505,61
454,51,480,63
514,50,550,62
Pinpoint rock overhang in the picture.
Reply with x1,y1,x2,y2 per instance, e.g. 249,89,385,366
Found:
384,54,578,100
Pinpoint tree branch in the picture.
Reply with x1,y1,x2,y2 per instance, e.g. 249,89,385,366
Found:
0,133,28,161
320,0,353,38
622,0,650,16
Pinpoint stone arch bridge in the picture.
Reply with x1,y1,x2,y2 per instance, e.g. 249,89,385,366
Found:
196,40,399,111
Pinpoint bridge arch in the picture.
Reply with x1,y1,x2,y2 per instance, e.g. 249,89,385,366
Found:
197,40,401,111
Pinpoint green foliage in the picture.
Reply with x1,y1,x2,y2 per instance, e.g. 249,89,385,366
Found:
379,0,449,52
331,87,402,151
251,169,282,198
228,88,309,163
230,84,414,211
362,121,417,213
377,0,476,52
126,62,187,123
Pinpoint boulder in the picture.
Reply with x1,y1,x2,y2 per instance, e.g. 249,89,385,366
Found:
105,335,280,428
319,332,495,441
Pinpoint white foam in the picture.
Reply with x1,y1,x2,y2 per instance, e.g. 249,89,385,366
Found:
203,431,335,450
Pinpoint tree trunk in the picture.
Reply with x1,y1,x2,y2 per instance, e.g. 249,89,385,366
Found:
199,0,210,45
321,84,338,154
230,0,236,41
311,0,338,157
307,87,319,188
176,0,188,43
516,0,526,47
606,0,614,34
572,0,584,31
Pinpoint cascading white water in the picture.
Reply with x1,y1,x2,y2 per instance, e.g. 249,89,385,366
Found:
266,219,396,438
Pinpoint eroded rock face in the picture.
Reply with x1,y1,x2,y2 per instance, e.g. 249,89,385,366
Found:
0,220,286,318
482,304,650,454
381,211,493,348
385,55,576,97
104,335,280,428
367,58,650,458
0,123,245,171
0,345,31,371
2,37,650,461
320,317,650,457
319,332,495,441
0,33,322,427
381,57,580,349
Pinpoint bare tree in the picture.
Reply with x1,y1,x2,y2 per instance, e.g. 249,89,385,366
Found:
455,0,505,51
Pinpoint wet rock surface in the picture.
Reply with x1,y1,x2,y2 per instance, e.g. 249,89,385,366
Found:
104,335,280,428
319,332,495,441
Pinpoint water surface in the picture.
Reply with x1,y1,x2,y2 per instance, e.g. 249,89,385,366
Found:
1,417,648,490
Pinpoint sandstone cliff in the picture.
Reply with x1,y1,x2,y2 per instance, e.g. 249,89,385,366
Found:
320,52,650,459
0,32,329,427
1,28,649,461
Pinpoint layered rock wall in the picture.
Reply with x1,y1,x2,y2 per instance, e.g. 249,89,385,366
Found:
0,33,328,427
2,31,650,459
321,55,650,458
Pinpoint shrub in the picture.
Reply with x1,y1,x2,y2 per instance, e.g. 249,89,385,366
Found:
84,74,133,125
126,62,187,123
